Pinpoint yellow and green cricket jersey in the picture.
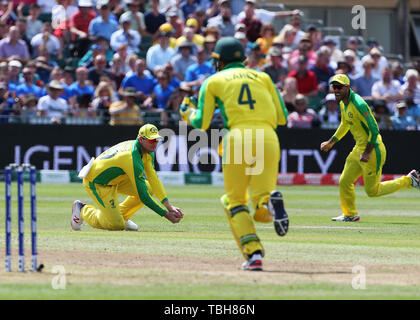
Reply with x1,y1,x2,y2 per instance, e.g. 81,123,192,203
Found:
332,89,383,149
190,62,288,130
85,139,168,216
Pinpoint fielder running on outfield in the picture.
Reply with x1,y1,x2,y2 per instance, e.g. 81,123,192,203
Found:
320,74,420,222
71,124,184,231
180,37,289,271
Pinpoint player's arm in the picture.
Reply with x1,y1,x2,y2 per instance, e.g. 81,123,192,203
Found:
130,145,168,217
180,77,216,130
355,101,380,162
268,76,288,126
320,104,349,152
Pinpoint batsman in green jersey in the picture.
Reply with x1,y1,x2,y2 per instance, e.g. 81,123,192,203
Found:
71,124,184,231
180,37,289,271
320,74,420,221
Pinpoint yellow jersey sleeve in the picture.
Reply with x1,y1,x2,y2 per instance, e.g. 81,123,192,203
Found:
143,152,168,204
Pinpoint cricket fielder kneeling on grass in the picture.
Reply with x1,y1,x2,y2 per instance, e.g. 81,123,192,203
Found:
180,37,289,271
71,124,184,231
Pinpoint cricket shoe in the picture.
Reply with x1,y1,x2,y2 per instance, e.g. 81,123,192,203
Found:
407,170,420,190
331,214,360,222
268,190,289,236
71,200,85,231
125,220,138,231
242,253,263,271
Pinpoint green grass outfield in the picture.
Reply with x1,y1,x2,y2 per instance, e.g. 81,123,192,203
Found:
0,183,419,300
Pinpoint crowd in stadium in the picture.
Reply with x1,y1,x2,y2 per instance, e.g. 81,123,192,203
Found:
0,0,420,130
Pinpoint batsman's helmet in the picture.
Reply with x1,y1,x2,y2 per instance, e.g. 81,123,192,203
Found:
211,37,246,64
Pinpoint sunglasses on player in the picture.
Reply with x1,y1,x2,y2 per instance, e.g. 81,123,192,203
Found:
332,84,344,90
141,136,158,143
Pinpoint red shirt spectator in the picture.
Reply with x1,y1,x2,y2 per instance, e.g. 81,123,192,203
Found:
70,0,96,39
287,55,318,96
239,1,262,42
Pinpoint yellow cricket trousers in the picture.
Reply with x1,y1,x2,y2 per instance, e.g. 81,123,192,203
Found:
339,143,412,216
222,126,280,257
80,179,153,230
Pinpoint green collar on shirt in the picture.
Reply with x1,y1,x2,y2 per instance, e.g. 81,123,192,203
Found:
343,88,356,110
223,61,246,70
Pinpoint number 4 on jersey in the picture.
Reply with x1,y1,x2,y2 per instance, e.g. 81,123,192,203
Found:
238,83,256,110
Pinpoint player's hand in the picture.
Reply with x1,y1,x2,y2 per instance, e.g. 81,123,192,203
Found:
320,140,335,152
164,210,184,224
359,152,371,162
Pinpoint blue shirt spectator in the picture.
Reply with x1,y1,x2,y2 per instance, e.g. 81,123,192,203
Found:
353,58,379,98
120,59,155,102
89,15,119,41
180,0,198,22
16,82,44,99
391,102,416,130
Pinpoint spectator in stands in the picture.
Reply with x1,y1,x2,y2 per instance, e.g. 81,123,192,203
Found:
390,101,416,130
7,60,22,92
153,22,178,48
0,1,16,26
163,62,180,89
175,23,204,49
87,54,114,86
190,6,207,34
403,87,420,119
203,24,222,42
400,69,420,106
246,42,266,70
19,93,39,123
203,35,217,61
0,82,15,123
163,82,191,125
79,37,114,68
37,80,69,123
305,24,322,51
343,49,362,78
255,22,276,55
91,80,117,123
167,8,184,38
262,46,288,89
207,0,237,37
109,86,143,126
146,28,176,73
120,58,155,104
353,58,379,99
143,70,174,113
144,0,167,41
310,47,335,94
361,47,388,80
180,0,198,22
171,41,197,81
24,4,43,41
239,0,263,43
0,25,30,60
288,33,316,70
110,15,141,55
234,31,252,57
391,61,404,85
277,24,297,52
345,36,364,60
372,99,391,130
237,0,302,25
287,55,318,99
322,36,343,68
335,59,354,83
184,47,214,92
289,14,305,48
287,93,317,129
372,66,402,113
48,66,71,101
120,0,148,36
30,22,62,59
70,0,95,57
88,0,119,41
281,76,299,113
68,66,95,108
109,52,126,88
16,18,31,53
16,67,44,100
318,93,340,128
